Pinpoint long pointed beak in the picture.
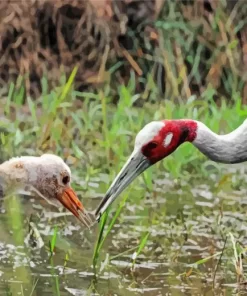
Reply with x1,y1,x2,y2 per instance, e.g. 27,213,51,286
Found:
95,150,151,221
57,187,94,228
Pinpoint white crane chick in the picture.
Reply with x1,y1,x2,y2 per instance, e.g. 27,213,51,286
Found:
0,154,92,228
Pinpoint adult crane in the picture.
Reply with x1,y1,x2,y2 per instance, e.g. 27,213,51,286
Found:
0,154,92,227
95,119,247,220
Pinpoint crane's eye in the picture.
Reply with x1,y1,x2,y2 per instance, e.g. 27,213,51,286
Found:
146,141,158,150
62,175,70,185
142,141,158,157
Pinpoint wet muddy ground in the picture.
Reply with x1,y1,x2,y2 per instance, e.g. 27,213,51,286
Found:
0,161,247,295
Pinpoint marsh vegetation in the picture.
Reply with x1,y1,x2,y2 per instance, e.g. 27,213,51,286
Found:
1,0,247,295
1,72,247,295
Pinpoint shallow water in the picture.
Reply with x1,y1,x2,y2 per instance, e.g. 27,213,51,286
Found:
1,163,247,295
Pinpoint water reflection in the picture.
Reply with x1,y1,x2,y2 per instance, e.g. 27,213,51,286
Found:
0,167,247,294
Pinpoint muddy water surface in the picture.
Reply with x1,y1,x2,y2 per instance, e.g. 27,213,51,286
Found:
1,163,247,295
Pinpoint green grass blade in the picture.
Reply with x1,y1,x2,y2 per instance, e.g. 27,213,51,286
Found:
191,251,222,267
59,66,78,103
132,232,150,267
93,209,109,268
50,225,58,254
5,82,15,115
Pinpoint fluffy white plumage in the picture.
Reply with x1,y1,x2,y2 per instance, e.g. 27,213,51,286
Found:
0,153,93,227
0,154,71,202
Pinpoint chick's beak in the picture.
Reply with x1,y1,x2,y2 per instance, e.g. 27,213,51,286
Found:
57,187,93,228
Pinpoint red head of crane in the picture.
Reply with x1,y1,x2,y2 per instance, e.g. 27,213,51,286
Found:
95,119,247,220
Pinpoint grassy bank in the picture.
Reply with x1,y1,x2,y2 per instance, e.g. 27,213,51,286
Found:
1,72,246,178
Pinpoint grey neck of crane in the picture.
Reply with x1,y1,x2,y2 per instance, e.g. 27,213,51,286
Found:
192,120,247,164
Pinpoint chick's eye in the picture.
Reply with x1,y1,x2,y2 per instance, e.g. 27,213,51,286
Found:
62,175,70,185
